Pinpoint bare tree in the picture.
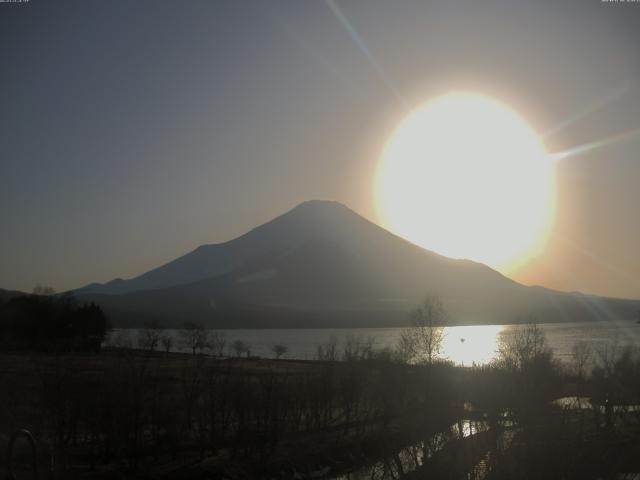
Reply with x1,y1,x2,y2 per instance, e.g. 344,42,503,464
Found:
496,318,552,372
593,337,623,379
399,295,446,365
160,334,173,354
316,336,338,361
572,340,593,380
208,331,226,357
591,339,640,412
137,320,163,351
395,331,415,364
342,334,362,362
342,335,375,362
231,339,248,358
495,317,561,423
180,322,208,355
33,284,56,296
272,344,288,359
362,336,375,361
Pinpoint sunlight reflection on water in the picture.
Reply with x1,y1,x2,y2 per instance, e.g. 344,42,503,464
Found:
440,325,504,366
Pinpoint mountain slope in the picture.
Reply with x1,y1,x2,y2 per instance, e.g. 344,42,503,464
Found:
0,288,27,304
76,200,640,327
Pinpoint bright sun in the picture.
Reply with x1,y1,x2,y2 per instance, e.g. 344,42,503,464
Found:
375,92,556,273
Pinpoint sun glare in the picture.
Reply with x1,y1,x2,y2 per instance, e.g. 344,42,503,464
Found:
375,92,556,273
441,325,504,365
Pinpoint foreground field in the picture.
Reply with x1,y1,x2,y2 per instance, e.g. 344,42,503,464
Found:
1,345,640,479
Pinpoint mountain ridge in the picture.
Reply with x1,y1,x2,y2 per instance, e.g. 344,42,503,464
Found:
78,200,514,296
73,200,640,327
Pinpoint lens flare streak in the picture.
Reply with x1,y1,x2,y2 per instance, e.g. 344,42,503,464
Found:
551,126,640,162
325,0,406,107
543,86,628,138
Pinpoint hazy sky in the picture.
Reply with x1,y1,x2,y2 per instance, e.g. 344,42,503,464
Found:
1,0,640,299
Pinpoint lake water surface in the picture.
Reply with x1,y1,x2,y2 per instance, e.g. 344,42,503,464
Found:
106,320,640,365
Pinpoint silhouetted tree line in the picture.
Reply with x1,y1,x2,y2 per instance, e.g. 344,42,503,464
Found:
0,289,109,351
